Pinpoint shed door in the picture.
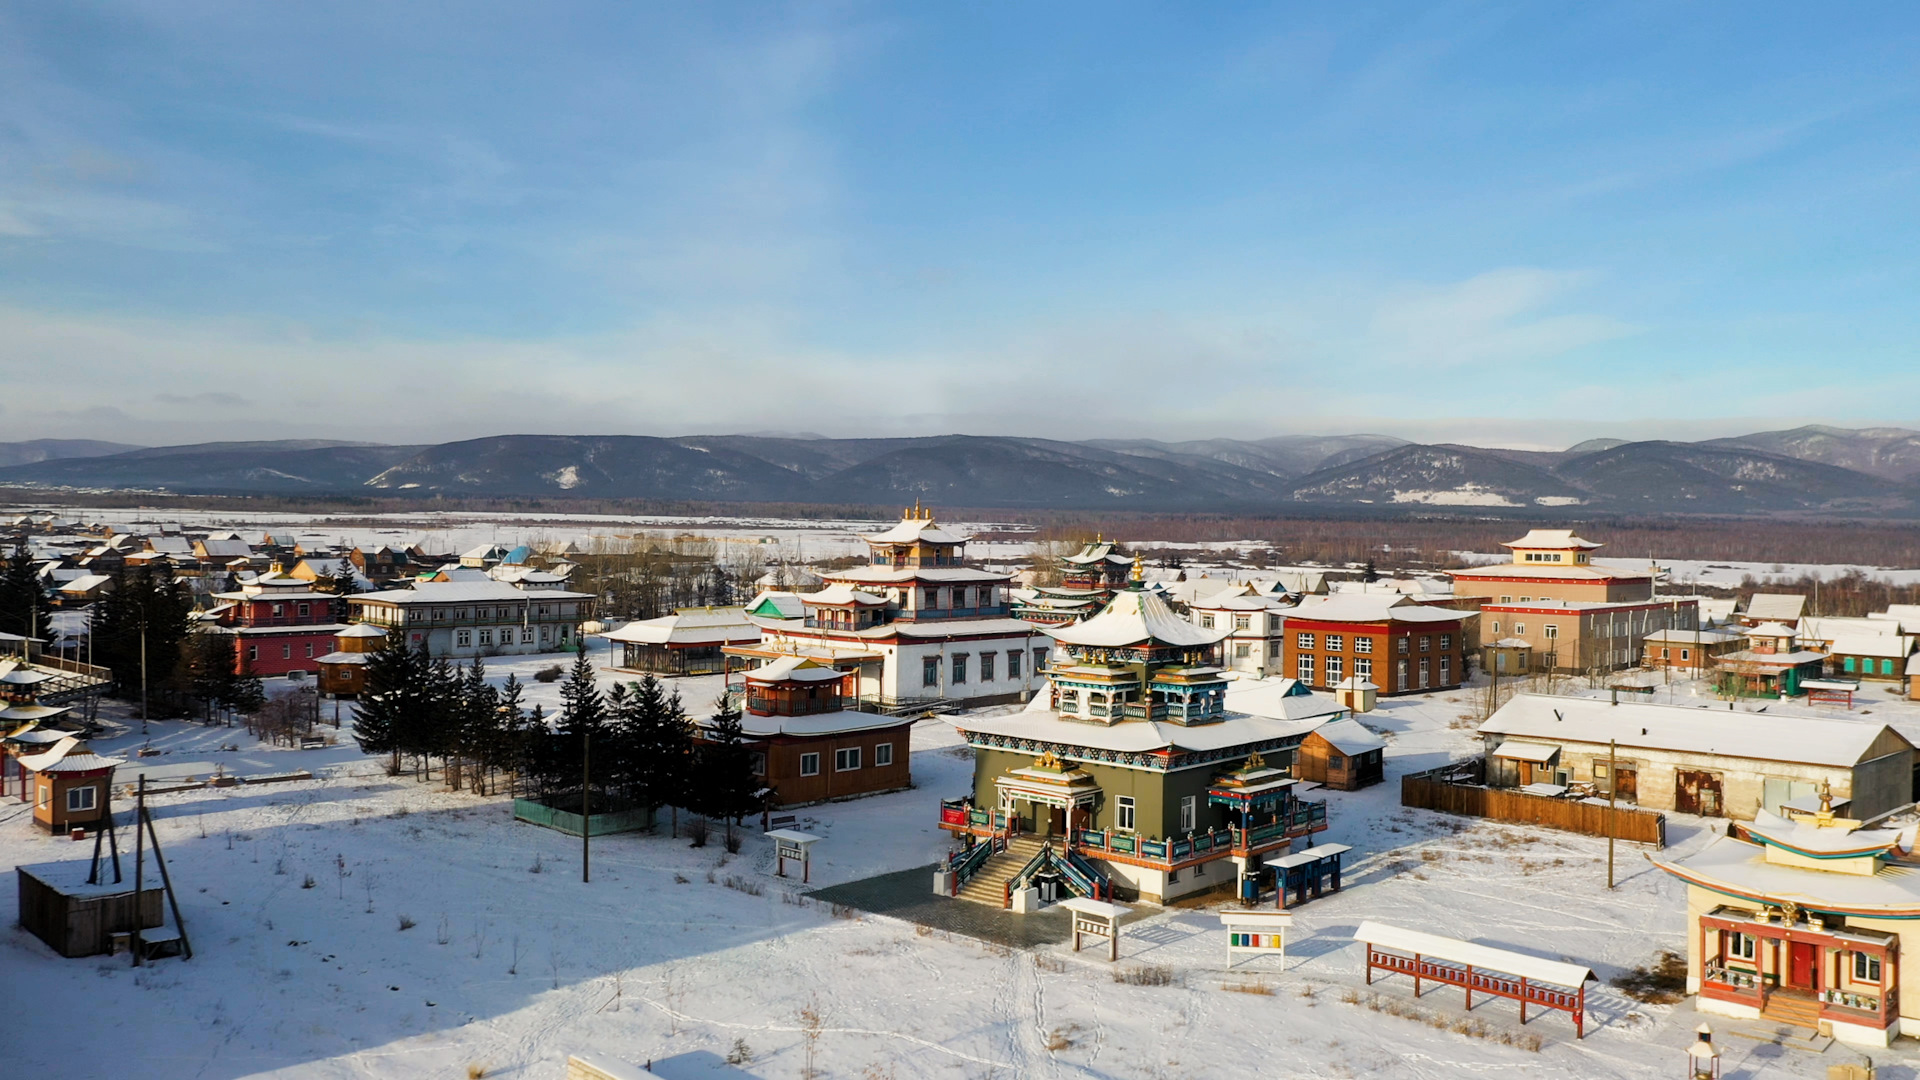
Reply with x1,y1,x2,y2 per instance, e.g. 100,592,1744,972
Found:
1614,767,1638,801
1676,771,1723,817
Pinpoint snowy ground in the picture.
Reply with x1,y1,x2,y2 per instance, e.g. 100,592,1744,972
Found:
5,673,1918,1078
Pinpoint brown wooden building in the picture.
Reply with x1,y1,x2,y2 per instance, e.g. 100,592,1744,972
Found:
1295,718,1387,791
16,737,123,833
714,656,914,808
317,623,388,697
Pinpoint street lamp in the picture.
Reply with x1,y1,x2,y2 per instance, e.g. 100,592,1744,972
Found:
1686,1023,1720,1079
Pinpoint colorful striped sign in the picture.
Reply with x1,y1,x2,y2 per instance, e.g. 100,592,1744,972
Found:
1229,932,1283,950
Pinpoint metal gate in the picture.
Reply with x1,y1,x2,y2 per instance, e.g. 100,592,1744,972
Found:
1676,770,1723,817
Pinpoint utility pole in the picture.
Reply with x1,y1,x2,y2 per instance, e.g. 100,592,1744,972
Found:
582,731,591,884
140,623,149,736
133,775,146,966
1607,738,1618,890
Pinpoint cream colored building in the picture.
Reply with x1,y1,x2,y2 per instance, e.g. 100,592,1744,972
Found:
1449,529,1654,604
1478,695,1914,820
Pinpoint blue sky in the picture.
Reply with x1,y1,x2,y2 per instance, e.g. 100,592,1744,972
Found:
2,3,1918,446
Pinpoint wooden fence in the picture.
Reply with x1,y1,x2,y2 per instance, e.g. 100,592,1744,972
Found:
1402,761,1665,848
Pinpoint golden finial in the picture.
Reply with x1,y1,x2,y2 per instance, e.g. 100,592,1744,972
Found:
1246,751,1266,771
1131,553,1144,584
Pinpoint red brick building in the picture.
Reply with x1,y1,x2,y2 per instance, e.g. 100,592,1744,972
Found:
1280,595,1471,695
202,571,347,678
712,656,914,808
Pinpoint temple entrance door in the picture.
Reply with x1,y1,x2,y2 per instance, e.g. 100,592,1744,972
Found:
1788,941,1818,990
1048,807,1066,836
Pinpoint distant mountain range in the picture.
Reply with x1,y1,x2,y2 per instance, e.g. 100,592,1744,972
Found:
3,425,1919,516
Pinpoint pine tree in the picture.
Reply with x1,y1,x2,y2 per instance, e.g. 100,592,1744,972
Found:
639,683,692,831
495,673,529,795
695,693,761,845
555,646,606,812
352,638,413,772
0,539,50,640
185,633,239,722
1362,557,1379,583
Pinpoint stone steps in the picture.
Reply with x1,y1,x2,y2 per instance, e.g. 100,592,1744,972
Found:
953,839,1047,907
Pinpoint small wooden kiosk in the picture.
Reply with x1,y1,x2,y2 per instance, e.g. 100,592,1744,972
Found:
17,737,122,833
317,623,387,697
17,856,163,957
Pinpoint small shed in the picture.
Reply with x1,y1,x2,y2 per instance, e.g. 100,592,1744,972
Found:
599,607,759,675
17,857,163,957
1296,718,1386,790
1332,676,1379,714
317,623,387,697
17,737,123,833
1483,637,1533,677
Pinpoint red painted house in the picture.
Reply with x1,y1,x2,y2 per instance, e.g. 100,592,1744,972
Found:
201,570,347,678
1280,594,1472,695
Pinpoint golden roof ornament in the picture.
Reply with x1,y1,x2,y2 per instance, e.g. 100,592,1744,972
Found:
1034,750,1065,771
1245,751,1267,771
1131,553,1144,585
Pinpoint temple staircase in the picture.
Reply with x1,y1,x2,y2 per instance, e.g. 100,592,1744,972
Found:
955,837,1044,905
1760,993,1822,1033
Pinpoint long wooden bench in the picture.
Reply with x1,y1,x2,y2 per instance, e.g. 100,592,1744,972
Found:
1355,920,1595,1038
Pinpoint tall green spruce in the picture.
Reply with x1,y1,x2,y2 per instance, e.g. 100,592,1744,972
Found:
696,692,762,843
0,539,50,640
352,637,422,773
90,563,195,709
552,646,608,809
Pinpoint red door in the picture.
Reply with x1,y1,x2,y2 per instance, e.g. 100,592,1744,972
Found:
1788,941,1817,989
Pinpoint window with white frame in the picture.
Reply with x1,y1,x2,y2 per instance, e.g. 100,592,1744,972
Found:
281,644,291,659
1116,796,1136,831
1179,795,1196,833
305,643,314,658
1234,614,1250,631
67,785,97,812
1296,632,1315,649
800,752,820,777
1514,623,1526,635
1543,625,1558,640
521,625,534,643
1397,637,1409,653
875,742,893,767
479,629,493,646
1439,656,1451,684
297,602,310,618
1325,655,1343,683
1727,931,1756,961
1201,614,1215,629
1855,951,1884,982
248,645,258,661
1297,655,1315,681
457,629,472,647
835,747,861,771
1235,643,1251,658
1325,634,1344,651
1439,634,1451,649
1354,637,1372,654
1490,621,1501,634
1355,657,1372,678
1680,649,1690,661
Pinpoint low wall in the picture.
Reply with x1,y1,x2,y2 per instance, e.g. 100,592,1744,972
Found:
1402,762,1666,847
513,798,653,837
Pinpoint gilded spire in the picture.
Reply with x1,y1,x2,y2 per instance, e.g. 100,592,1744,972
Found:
1130,553,1144,585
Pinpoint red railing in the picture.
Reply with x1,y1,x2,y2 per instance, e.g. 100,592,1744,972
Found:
1366,946,1586,1038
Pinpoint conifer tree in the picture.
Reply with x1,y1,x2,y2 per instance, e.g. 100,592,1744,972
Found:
0,539,50,640
555,646,606,810
495,672,529,795
352,637,414,772
695,693,761,845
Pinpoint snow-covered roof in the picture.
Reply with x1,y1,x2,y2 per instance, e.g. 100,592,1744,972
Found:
316,651,368,665
59,574,112,592
196,539,254,558
1480,694,1909,768
1223,677,1347,724
1745,621,1797,638
336,623,387,639
1287,594,1471,625
825,566,1008,586
802,583,888,607
1490,740,1562,763
745,656,846,684
1450,563,1650,582
1500,530,1603,551
1046,588,1231,649
1641,629,1741,644
952,706,1330,757
1827,634,1912,659
1354,921,1594,988
1333,676,1380,691
1745,594,1808,621
861,515,971,546
18,736,124,773
1654,835,1920,917
745,591,808,620
352,581,592,605
1312,717,1386,756
599,607,758,646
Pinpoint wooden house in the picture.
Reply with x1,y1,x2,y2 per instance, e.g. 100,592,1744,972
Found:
710,656,914,808
1295,717,1386,790
317,623,388,697
16,737,124,833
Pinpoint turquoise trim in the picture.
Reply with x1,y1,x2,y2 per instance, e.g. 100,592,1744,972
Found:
1749,834,1894,861
1664,868,1920,920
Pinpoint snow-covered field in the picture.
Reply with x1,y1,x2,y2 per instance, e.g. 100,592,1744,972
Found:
10,663,1918,1078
